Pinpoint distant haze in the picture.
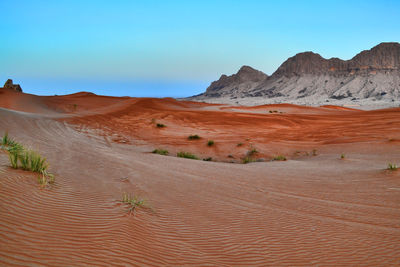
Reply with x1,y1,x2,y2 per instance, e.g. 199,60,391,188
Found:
1,0,400,97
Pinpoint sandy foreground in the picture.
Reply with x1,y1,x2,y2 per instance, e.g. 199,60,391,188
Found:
0,89,400,266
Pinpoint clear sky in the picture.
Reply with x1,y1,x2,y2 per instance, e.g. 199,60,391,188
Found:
1,0,399,97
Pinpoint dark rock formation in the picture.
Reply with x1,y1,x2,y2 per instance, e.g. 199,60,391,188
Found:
3,79,22,92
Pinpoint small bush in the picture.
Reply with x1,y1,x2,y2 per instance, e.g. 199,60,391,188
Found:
247,147,258,157
340,153,345,159
121,193,146,215
152,149,169,155
207,140,214,146
177,151,198,160
312,149,317,156
188,135,200,140
242,156,255,164
1,133,54,185
2,132,10,146
156,123,166,128
29,150,48,173
388,163,398,171
8,143,23,169
237,142,243,147
203,157,212,161
272,155,287,161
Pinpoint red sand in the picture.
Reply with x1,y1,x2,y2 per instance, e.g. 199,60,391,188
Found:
0,88,399,265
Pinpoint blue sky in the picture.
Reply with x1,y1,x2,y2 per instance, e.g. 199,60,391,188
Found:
1,0,399,97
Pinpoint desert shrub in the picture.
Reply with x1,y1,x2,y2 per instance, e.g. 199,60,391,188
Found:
388,163,398,171
237,142,243,147
188,134,200,140
272,155,287,161
242,146,259,163
19,150,30,170
207,140,214,146
156,123,166,128
121,193,146,215
203,157,212,161
242,156,256,164
152,149,169,155
340,153,345,159
28,150,48,173
2,133,54,184
312,149,317,156
177,151,198,160
247,147,258,157
7,143,23,169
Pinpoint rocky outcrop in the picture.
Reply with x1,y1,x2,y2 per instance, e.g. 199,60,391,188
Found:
203,66,268,98
2,79,22,92
273,42,400,77
193,42,400,102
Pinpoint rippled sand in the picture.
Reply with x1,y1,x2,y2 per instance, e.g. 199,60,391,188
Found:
0,89,399,266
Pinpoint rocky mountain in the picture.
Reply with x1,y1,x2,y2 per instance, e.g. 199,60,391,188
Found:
204,66,268,98
192,42,400,102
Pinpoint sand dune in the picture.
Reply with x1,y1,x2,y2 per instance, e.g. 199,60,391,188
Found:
0,90,399,265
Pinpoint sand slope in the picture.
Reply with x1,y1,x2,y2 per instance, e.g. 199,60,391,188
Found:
0,90,399,266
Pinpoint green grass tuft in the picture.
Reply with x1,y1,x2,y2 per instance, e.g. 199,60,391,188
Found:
121,193,146,215
177,151,198,160
388,163,398,171
272,155,287,161
152,149,169,155
242,156,256,164
1,133,54,185
247,147,258,157
7,143,23,169
188,134,200,140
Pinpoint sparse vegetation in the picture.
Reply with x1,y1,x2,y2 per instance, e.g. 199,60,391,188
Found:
340,153,345,159
121,193,146,215
247,147,258,157
203,157,212,161
8,143,23,169
272,155,287,161
312,149,317,156
188,134,200,140
237,142,243,147
242,156,255,164
177,151,198,160
156,123,166,128
1,133,54,185
207,140,214,146
242,146,258,164
152,149,169,155
387,163,398,171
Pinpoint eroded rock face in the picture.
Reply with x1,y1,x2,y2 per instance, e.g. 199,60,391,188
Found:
204,66,268,97
195,42,400,101
273,42,400,77
3,79,22,92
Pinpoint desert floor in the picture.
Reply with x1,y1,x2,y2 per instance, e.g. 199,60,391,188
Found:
0,89,399,266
